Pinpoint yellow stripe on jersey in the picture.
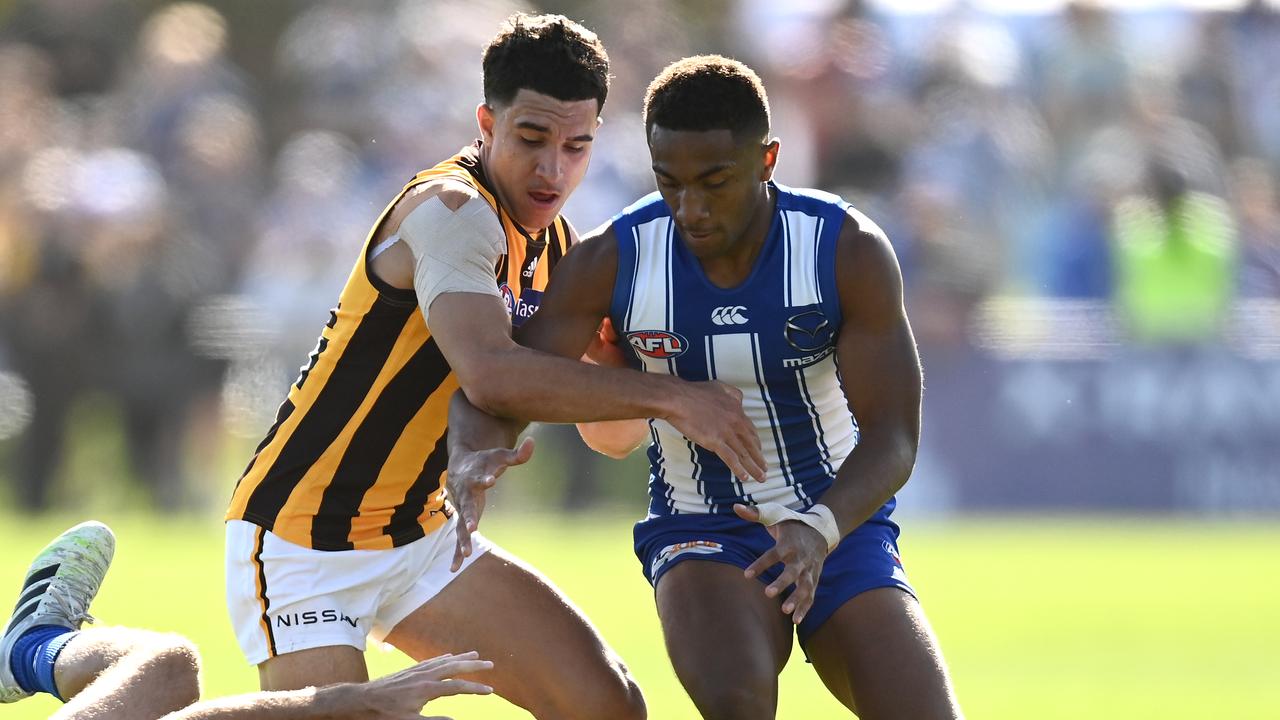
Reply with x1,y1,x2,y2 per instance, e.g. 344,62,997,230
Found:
226,144,571,551
273,315,432,544
346,373,459,549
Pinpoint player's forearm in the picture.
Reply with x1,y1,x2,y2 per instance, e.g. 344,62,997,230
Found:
160,684,365,720
448,389,526,454
824,430,918,538
460,346,682,424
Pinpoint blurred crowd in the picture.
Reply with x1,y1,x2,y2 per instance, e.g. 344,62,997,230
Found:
0,0,1277,511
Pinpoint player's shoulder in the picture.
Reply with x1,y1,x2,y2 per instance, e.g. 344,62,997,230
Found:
774,182,890,246
563,219,619,269
399,176,483,215
610,191,670,228
775,183,848,213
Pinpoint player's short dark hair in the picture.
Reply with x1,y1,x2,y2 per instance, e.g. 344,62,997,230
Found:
643,55,770,143
482,13,610,113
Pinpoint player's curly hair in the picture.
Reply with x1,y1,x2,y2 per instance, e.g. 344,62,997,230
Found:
643,55,770,143
482,13,610,112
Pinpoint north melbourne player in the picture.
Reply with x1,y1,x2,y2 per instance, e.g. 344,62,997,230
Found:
449,56,963,719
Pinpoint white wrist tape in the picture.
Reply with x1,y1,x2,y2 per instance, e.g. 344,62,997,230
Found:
752,502,841,552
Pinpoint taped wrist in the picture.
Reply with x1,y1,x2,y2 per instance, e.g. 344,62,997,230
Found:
752,502,841,552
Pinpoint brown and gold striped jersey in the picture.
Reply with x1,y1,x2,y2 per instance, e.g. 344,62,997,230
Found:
226,145,572,551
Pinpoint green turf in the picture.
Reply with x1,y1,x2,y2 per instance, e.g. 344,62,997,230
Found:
2,512,1277,719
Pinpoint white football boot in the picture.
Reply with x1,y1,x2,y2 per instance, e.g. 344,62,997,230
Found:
0,521,115,703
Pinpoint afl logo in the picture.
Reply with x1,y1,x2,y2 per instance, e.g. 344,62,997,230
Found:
627,330,689,359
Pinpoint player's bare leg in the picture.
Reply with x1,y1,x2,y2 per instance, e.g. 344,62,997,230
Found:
655,561,793,720
384,547,645,720
51,627,200,720
256,644,368,691
2,523,200,720
805,587,962,719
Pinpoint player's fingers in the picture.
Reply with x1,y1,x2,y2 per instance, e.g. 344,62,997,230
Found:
736,425,767,482
450,518,472,573
512,436,535,464
783,577,818,623
599,317,619,343
487,437,535,478
422,658,494,680
732,503,760,523
412,651,471,672
764,564,801,599
711,442,751,485
743,546,782,580
424,678,496,699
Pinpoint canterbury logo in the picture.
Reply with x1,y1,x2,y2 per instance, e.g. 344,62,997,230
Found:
711,306,749,325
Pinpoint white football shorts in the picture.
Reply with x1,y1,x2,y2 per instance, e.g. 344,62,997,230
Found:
225,514,490,665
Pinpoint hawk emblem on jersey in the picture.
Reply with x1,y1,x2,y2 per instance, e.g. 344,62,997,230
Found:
784,310,834,352
499,283,542,328
499,283,515,315
711,306,749,325
627,330,689,359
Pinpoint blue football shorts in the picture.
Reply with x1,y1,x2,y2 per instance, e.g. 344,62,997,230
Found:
634,511,916,646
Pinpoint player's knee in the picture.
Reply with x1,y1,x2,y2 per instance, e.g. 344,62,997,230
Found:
565,661,646,720
141,633,202,705
614,672,647,720
691,683,775,720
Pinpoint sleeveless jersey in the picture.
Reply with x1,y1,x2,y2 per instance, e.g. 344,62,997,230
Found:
226,145,572,551
609,182,895,522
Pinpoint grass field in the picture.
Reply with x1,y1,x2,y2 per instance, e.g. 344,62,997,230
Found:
2,510,1278,719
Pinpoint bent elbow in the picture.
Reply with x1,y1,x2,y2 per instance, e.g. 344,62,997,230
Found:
596,445,637,461
456,361,504,416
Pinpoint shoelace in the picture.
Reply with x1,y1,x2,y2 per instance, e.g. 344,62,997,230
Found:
40,551,108,629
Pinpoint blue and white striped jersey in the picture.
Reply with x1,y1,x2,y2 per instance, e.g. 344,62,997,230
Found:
609,182,896,522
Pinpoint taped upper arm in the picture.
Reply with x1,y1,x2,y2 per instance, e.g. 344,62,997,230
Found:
396,191,506,327
368,179,492,291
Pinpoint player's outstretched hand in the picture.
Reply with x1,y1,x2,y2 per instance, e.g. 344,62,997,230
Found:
447,437,535,572
733,503,828,625
356,651,494,719
668,381,767,483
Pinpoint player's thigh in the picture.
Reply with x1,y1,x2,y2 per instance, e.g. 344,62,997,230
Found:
805,587,961,720
257,644,368,691
655,559,793,720
225,520,380,690
383,546,644,720
52,628,201,720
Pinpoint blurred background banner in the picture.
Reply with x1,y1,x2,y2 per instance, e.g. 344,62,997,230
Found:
1,0,1279,513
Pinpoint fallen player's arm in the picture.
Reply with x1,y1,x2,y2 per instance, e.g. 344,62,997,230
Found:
820,214,923,538
159,653,492,720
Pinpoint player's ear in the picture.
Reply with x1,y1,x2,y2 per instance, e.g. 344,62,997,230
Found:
477,103,497,143
760,139,780,181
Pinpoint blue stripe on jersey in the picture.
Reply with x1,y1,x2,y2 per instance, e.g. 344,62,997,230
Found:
611,224,639,332
683,327,745,509
646,420,677,516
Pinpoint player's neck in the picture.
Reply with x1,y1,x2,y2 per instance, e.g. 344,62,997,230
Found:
478,142,550,237
698,184,775,289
